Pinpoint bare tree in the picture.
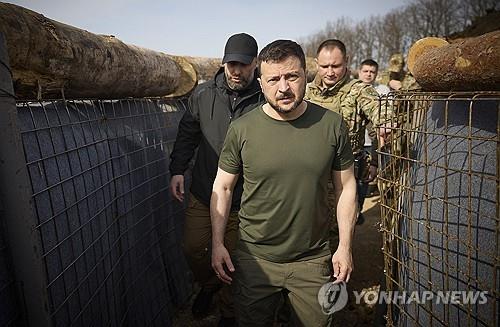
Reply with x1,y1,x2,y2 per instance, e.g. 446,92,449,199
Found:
352,17,379,68
299,0,498,71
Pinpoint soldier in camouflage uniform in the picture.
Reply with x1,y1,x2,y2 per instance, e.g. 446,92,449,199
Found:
305,39,393,244
386,53,420,92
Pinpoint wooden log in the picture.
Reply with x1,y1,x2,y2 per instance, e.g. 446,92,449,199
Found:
182,56,318,83
407,37,448,74
167,56,197,98
0,3,197,100
184,56,222,82
411,31,500,91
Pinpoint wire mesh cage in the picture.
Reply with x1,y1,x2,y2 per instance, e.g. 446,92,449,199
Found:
10,98,192,326
378,91,499,327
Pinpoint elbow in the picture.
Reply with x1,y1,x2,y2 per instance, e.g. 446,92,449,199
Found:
212,181,233,197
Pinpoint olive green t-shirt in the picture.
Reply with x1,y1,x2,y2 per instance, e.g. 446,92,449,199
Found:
218,102,353,263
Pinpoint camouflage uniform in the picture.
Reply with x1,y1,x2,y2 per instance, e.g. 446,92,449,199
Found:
400,73,419,91
384,53,421,92
305,73,392,155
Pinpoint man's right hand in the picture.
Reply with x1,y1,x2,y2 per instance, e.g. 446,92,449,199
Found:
170,174,185,202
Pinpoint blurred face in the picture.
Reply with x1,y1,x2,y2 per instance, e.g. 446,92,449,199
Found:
359,64,378,84
259,56,306,114
315,47,348,88
224,59,257,91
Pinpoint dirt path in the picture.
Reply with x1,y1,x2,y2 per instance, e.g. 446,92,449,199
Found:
173,195,385,326
332,195,386,326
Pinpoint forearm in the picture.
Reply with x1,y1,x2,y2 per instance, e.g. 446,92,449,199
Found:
334,177,357,249
211,179,235,247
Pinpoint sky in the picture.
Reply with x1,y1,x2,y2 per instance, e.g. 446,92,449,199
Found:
6,0,408,58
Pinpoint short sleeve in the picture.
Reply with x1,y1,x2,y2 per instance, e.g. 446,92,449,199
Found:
218,124,242,174
332,119,354,171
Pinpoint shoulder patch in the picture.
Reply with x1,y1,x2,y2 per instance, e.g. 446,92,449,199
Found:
364,85,379,97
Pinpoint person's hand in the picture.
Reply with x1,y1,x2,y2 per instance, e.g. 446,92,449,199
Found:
364,165,377,182
170,174,185,202
332,246,353,283
378,122,395,148
211,244,235,285
389,79,402,91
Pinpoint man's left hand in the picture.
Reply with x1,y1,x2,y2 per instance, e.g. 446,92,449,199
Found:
211,244,234,285
332,246,353,283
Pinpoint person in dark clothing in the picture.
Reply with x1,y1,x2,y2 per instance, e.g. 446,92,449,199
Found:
169,33,263,326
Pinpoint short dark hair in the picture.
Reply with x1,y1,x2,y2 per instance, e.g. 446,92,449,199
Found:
258,40,306,73
360,59,379,70
316,39,347,58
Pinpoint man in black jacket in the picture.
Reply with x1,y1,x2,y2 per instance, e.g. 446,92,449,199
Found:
169,33,263,326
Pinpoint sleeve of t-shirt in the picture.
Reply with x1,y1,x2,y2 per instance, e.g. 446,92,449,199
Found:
218,124,242,175
332,119,354,171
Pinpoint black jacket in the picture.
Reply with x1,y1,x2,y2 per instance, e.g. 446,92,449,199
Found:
169,67,264,209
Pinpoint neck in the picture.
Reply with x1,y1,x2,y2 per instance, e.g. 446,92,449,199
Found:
262,101,307,121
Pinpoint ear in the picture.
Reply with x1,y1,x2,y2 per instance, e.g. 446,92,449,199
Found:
346,55,350,65
314,57,319,68
258,77,263,89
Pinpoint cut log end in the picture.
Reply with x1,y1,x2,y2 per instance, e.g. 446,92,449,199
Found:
407,37,449,75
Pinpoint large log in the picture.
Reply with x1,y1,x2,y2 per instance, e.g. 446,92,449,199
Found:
182,56,318,83
407,37,448,74
184,56,222,82
0,3,196,100
411,31,500,91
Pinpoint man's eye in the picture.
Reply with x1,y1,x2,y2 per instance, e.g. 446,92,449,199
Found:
288,75,298,81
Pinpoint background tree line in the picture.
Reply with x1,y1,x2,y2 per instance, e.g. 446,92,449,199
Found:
299,0,499,70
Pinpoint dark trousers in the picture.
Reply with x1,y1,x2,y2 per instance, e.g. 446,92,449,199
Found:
183,193,239,317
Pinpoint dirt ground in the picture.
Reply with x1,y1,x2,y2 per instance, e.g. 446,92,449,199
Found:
172,194,386,327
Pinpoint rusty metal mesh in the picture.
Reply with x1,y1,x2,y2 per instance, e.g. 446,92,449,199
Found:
378,92,499,326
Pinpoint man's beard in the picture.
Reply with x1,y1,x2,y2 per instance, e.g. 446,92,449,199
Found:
226,74,252,91
267,88,305,114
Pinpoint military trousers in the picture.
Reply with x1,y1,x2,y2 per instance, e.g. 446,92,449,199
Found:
183,193,239,317
233,249,333,327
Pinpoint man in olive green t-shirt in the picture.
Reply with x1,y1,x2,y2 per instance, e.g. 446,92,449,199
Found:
210,40,357,327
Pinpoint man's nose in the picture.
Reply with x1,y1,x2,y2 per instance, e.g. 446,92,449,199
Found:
278,76,289,92
231,63,242,74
